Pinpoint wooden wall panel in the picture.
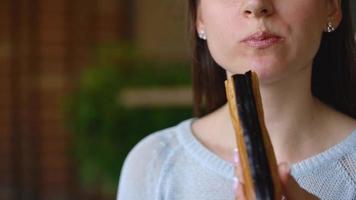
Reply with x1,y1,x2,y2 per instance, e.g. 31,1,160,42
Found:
0,0,186,198
0,3,11,178
0,0,124,199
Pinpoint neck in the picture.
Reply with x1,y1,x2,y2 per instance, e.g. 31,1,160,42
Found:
259,68,319,161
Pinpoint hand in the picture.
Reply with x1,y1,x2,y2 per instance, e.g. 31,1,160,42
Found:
233,150,319,199
276,163,319,200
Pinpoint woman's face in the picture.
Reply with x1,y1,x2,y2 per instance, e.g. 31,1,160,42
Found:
196,0,342,83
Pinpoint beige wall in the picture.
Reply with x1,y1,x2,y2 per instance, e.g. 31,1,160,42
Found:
134,0,189,62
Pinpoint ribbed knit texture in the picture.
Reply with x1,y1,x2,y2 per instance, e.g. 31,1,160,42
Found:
117,119,356,200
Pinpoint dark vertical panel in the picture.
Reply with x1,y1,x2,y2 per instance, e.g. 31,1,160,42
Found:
37,0,70,198
0,1,12,199
64,2,98,199
64,0,79,198
9,0,22,199
121,0,135,40
27,0,40,199
351,1,356,31
89,0,99,49
10,0,41,199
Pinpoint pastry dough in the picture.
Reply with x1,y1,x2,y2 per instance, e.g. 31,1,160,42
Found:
225,71,282,200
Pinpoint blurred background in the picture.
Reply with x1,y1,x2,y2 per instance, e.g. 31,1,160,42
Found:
0,1,355,200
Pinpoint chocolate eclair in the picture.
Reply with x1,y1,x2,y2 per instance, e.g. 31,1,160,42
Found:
225,71,282,200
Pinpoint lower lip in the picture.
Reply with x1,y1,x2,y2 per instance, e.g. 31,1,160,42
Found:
243,37,282,48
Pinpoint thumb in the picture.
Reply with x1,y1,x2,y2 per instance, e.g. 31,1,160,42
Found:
278,162,291,186
278,162,301,198
278,163,319,200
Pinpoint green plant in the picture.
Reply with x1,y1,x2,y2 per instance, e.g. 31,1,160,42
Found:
64,43,192,194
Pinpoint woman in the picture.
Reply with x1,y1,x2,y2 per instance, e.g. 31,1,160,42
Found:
118,0,356,199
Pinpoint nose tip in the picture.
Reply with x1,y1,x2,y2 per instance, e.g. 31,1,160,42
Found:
243,1,273,18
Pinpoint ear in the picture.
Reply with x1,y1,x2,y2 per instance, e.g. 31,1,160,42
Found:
325,0,342,29
196,4,205,34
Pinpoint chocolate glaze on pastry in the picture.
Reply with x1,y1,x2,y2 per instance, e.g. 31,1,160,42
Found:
225,71,282,200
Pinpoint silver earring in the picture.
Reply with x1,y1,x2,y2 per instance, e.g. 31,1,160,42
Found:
198,30,207,40
327,22,335,33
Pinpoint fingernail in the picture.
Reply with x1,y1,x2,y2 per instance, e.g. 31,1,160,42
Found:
233,176,239,196
233,148,239,165
233,176,239,191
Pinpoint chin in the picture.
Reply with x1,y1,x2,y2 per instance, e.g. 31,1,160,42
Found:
226,61,286,84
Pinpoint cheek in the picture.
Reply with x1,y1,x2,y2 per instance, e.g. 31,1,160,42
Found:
282,0,326,37
202,7,242,68
279,0,326,29
202,1,240,39
282,2,325,61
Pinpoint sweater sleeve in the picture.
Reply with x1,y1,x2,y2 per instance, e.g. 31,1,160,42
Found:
116,131,170,200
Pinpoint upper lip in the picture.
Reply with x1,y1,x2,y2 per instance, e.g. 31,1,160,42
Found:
241,31,281,42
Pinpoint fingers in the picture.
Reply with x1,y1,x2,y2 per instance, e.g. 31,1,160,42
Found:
278,162,291,189
278,163,319,200
233,148,246,199
235,180,246,199
234,148,244,184
278,162,303,198
233,155,320,200
278,162,294,199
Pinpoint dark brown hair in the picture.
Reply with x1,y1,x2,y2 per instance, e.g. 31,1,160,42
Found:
188,0,356,118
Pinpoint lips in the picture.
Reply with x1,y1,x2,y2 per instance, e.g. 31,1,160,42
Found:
241,31,283,48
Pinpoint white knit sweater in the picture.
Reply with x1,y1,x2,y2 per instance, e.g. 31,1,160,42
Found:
117,119,356,200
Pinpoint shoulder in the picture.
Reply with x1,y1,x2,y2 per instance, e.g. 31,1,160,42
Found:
291,131,356,199
124,118,193,165
291,129,356,176
117,119,193,200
